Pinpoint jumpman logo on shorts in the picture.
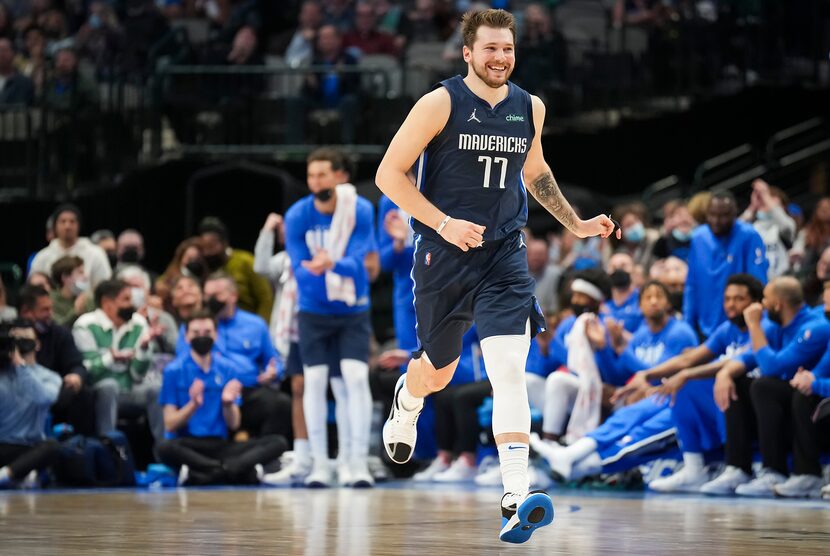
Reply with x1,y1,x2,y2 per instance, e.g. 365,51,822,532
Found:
467,109,481,123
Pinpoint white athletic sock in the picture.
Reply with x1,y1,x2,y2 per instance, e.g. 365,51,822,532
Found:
498,442,530,496
543,372,580,436
0,466,11,484
303,364,329,463
331,377,351,462
399,373,424,412
683,452,705,473
341,359,373,460
293,439,311,467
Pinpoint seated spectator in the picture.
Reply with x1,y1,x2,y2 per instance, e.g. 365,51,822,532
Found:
90,229,118,269
157,311,287,486
287,24,361,145
170,275,204,324
18,285,96,435
686,190,711,225
684,192,767,338
704,276,830,496
272,0,323,67
791,196,830,276
608,202,659,272
30,204,112,288
0,37,35,105
374,0,411,52
343,1,400,58
0,320,62,489
45,47,100,112
156,237,207,312
324,0,356,32
73,279,164,444
26,271,53,292
198,217,273,321
0,276,16,322
202,0,262,66
49,255,94,326
652,202,695,262
115,229,153,277
73,1,125,74
527,237,561,316
604,252,643,333
740,179,796,279
650,256,688,314
175,273,290,442
16,25,47,96
513,3,567,91
117,265,178,368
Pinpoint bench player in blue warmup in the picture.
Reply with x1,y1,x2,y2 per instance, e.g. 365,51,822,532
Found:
375,8,619,544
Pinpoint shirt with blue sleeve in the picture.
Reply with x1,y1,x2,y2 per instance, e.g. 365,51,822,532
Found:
550,314,618,382
284,194,374,316
604,289,644,333
808,340,830,398
0,363,62,445
526,336,559,378
595,318,699,386
684,221,768,337
159,351,242,439
174,308,279,387
809,304,828,322
703,320,751,359
736,306,830,380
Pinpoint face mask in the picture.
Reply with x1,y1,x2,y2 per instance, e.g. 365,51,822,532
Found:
669,292,684,313
729,313,747,329
624,222,646,243
89,13,102,29
191,335,214,356
756,210,769,221
571,303,593,316
130,287,146,309
15,337,37,355
314,188,334,202
106,252,118,269
33,319,52,334
120,247,141,264
609,270,631,290
767,307,782,325
825,311,830,322
183,261,205,279
206,296,226,316
71,278,90,296
671,229,692,242
117,306,135,323
203,253,226,271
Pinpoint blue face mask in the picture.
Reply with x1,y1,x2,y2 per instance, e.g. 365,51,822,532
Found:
672,228,692,242
624,222,645,243
756,210,769,221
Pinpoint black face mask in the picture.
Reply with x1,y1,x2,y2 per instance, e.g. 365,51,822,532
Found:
571,303,593,316
206,296,226,316
191,335,214,356
609,270,632,290
185,260,206,278
117,306,135,323
33,319,53,335
15,338,37,355
729,313,747,329
314,188,334,202
825,311,830,322
106,252,118,269
120,247,141,264
203,253,226,271
669,291,684,313
767,308,782,325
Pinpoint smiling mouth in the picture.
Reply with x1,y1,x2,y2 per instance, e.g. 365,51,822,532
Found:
487,64,507,73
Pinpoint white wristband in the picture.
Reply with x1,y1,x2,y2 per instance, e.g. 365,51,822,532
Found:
436,215,451,235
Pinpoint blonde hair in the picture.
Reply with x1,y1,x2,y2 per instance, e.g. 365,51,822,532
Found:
461,8,516,49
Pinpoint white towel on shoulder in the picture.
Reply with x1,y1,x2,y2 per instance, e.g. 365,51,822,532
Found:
324,183,358,306
563,313,604,443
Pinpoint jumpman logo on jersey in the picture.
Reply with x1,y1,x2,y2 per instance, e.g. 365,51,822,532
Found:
467,109,481,123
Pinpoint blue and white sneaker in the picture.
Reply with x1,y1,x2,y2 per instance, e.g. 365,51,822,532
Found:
382,374,421,464
499,490,555,544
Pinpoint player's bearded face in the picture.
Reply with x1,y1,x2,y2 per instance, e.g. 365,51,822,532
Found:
467,27,515,88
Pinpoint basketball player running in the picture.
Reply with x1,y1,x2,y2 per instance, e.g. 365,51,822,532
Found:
376,9,619,545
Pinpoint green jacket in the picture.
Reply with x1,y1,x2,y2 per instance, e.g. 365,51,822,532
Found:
224,248,274,322
72,309,152,391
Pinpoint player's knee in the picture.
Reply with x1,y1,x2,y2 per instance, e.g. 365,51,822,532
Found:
424,371,452,393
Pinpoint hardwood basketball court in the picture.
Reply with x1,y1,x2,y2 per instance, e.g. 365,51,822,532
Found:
1,485,828,554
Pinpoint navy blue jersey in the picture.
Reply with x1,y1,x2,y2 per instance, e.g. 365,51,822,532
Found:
412,76,536,242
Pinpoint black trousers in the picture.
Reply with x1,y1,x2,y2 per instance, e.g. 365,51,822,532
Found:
240,385,292,440
51,385,96,436
750,376,830,476
0,440,62,479
433,381,491,455
157,435,287,485
725,375,757,474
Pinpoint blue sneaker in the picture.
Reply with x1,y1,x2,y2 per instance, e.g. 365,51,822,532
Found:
499,490,554,544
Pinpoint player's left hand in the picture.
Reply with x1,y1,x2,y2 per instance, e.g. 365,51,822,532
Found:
577,215,621,240
790,367,815,396
302,251,334,275
743,302,764,326
222,379,243,405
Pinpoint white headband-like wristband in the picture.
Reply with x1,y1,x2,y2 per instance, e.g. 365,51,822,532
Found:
571,278,605,302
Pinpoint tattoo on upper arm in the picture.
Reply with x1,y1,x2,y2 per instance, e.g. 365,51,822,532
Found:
529,172,577,232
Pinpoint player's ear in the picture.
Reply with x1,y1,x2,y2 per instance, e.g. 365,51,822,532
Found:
462,45,471,63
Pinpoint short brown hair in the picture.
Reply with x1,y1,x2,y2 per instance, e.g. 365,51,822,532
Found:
51,255,84,286
185,309,216,332
307,147,347,173
461,8,516,49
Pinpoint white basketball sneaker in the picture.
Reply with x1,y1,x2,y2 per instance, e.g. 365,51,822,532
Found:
433,458,477,482
383,374,421,464
649,466,709,493
735,469,787,497
304,460,332,488
700,466,751,495
413,458,451,482
773,474,825,498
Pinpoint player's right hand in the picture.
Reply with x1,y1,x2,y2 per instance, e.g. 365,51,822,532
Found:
439,218,485,252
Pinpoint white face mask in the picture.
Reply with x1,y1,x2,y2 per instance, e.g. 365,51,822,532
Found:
130,287,146,309
71,278,90,296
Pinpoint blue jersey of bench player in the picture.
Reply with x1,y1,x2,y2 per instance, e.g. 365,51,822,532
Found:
410,75,544,369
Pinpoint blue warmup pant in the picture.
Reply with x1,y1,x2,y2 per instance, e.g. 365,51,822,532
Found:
671,378,726,453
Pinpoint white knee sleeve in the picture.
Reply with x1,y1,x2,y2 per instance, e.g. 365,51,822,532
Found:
480,324,531,437
303,364,329,461
542,372,580,436
330,377,351,461
340,359,372,460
